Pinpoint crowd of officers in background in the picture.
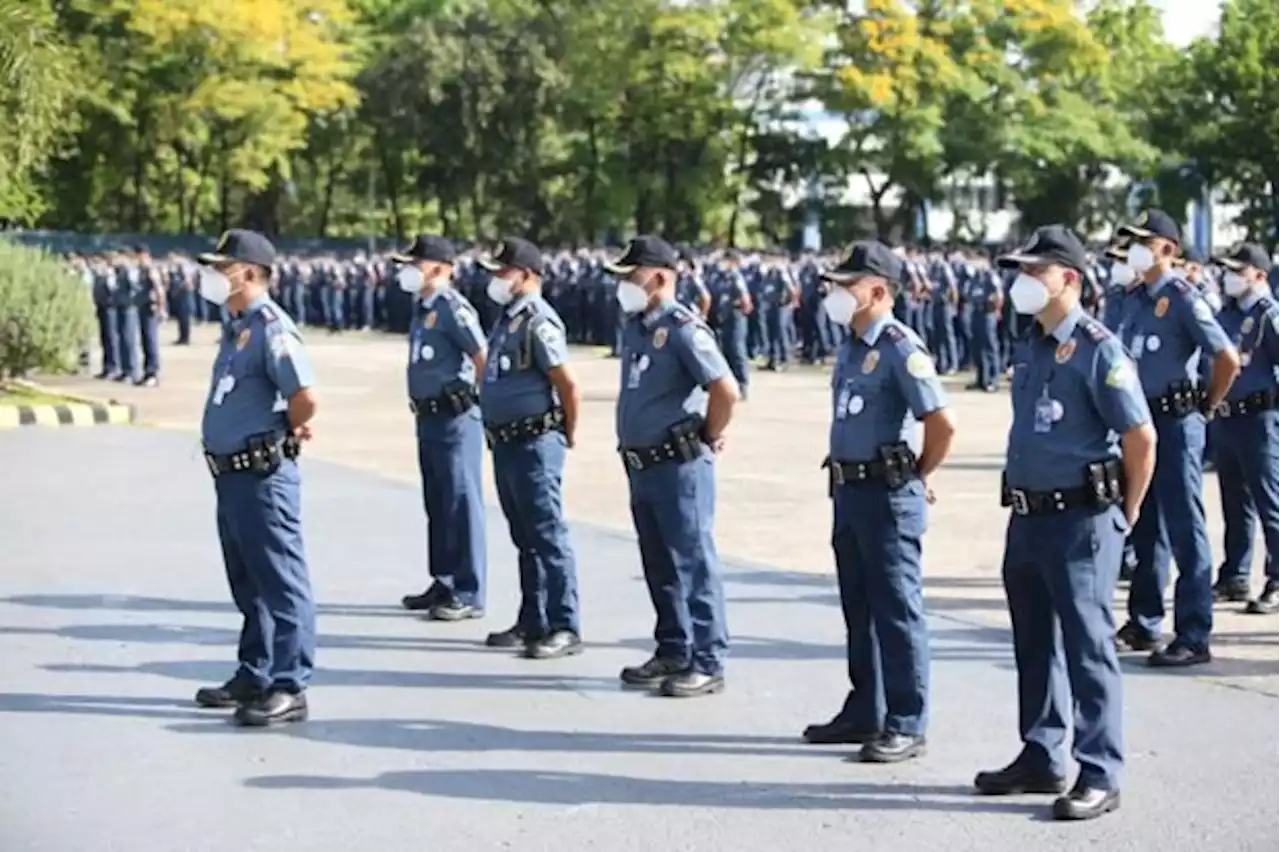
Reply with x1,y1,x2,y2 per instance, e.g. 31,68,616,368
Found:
69,239,1280,397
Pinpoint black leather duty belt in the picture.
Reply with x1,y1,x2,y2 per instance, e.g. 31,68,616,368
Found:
827,459,902,485
204,436,301,477
410,388,476,417
1147,384,1202,418
1003,484,1100,517
484,409,564,445
620,440,690,472
1217,389,1278,419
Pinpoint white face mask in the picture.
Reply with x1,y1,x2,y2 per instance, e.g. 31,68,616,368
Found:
199,267,233,305
1010,272,1049,315
1110,261,1135,288
822,287,858,326
487,276,514,305
616,281,648,314
1126,243,1155,274
1223,271,1249,298
397,266,423,294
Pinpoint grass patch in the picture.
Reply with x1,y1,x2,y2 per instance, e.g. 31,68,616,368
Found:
0,385,77,407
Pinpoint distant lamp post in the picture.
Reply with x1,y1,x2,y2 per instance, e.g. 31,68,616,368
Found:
1177,161,1211,259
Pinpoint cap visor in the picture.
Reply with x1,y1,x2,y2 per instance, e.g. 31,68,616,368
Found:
389,252,416,264
196,252,231,266
602,262,637,275
1214,257,1245,271
996,252,1046,269
820,270,859,283
1116,225,1154,240
477,257,502,271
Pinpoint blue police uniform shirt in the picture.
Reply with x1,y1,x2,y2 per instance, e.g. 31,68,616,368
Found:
201,294,315,455
406,287,486,400
479,292,569,425
1005,305,1150,491
1217,290,1279,400
971,270,1001,312
616,299,730,448
829,313,947,462
712,271,749,325
1123,271,1231,396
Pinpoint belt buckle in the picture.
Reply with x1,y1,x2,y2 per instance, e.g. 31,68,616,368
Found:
1010,489,1031,516
625,451,643,470
204,453,218,477
831,463,845,486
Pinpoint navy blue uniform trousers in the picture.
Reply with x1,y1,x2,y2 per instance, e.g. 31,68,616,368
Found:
215,460,316,692
1215,411,1280,588
416,408,487,607
492,431,581,637
831,478,930,736
1002,506,1125,790
716,320,750,397
96,305,120,376
628,452,728,675
1127,412,1214,648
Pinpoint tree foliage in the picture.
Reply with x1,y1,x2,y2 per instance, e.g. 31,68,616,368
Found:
0,0,1274,246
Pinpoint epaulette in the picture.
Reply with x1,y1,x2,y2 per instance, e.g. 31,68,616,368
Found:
1257,295,1276,314
259,304,279,324
670,305,696,326
1167,277,1192,297
882,324,906,343
1079,317,1109,344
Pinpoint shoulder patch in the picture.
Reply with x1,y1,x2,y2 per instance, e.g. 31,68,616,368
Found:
1192,298,1213,322
905,351,936,379
691,326,718,353
533,317,562,346
1105,359,1137,389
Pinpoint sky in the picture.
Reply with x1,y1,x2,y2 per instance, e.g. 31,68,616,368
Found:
1152,0,1220,46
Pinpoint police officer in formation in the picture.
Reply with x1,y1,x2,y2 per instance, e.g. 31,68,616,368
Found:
393,235,489,622
803,240,956,763
608,236,739,698
477,237,584,659
978,225,1155,821
192,229,319,727
708,251,754,399
1209,243,1279,614
1113,209,1240,667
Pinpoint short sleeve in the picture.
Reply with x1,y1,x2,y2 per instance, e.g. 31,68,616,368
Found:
672,322,730,387
529,316,569,371
264,323,315,398
1088,340,1149,434
446,300,486,357
1263,306,1280,367
1176,288,1231,355
889,342,947,419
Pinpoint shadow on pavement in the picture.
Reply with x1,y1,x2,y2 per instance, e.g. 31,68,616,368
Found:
0,593,402,619
243,768,1041,815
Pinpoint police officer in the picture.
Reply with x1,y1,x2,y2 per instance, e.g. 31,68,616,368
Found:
91,256,122,380
605,236,740,698
967,256,1003,391
192,229,318,727
477,237,584,659
975,225,1156,821
135,247,165,387
393,235,489,621
802,241,955,762
710,252,754,400
1113,210,1240,667
1210,244,1279,614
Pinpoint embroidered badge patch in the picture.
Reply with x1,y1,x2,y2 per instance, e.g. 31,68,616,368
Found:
1242,317,1255,335
862,350,880,374
653,327,669,349
905,351,936,378
1154,297,1169,318
236,328,251,350
425,311,437,329
1054,339,1076,364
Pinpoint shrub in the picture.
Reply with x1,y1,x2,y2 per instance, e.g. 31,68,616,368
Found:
0,238,94,380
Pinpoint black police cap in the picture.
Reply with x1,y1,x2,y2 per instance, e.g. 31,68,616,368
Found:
391,234,456,265
197,229,277,268
604,235,679,274
1214,242,1273,273
821,240,903,284
1117,208,1181,245
996,225,1089,275
478,237,543,275
1102,243,1129,262
1180,244,1206,265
